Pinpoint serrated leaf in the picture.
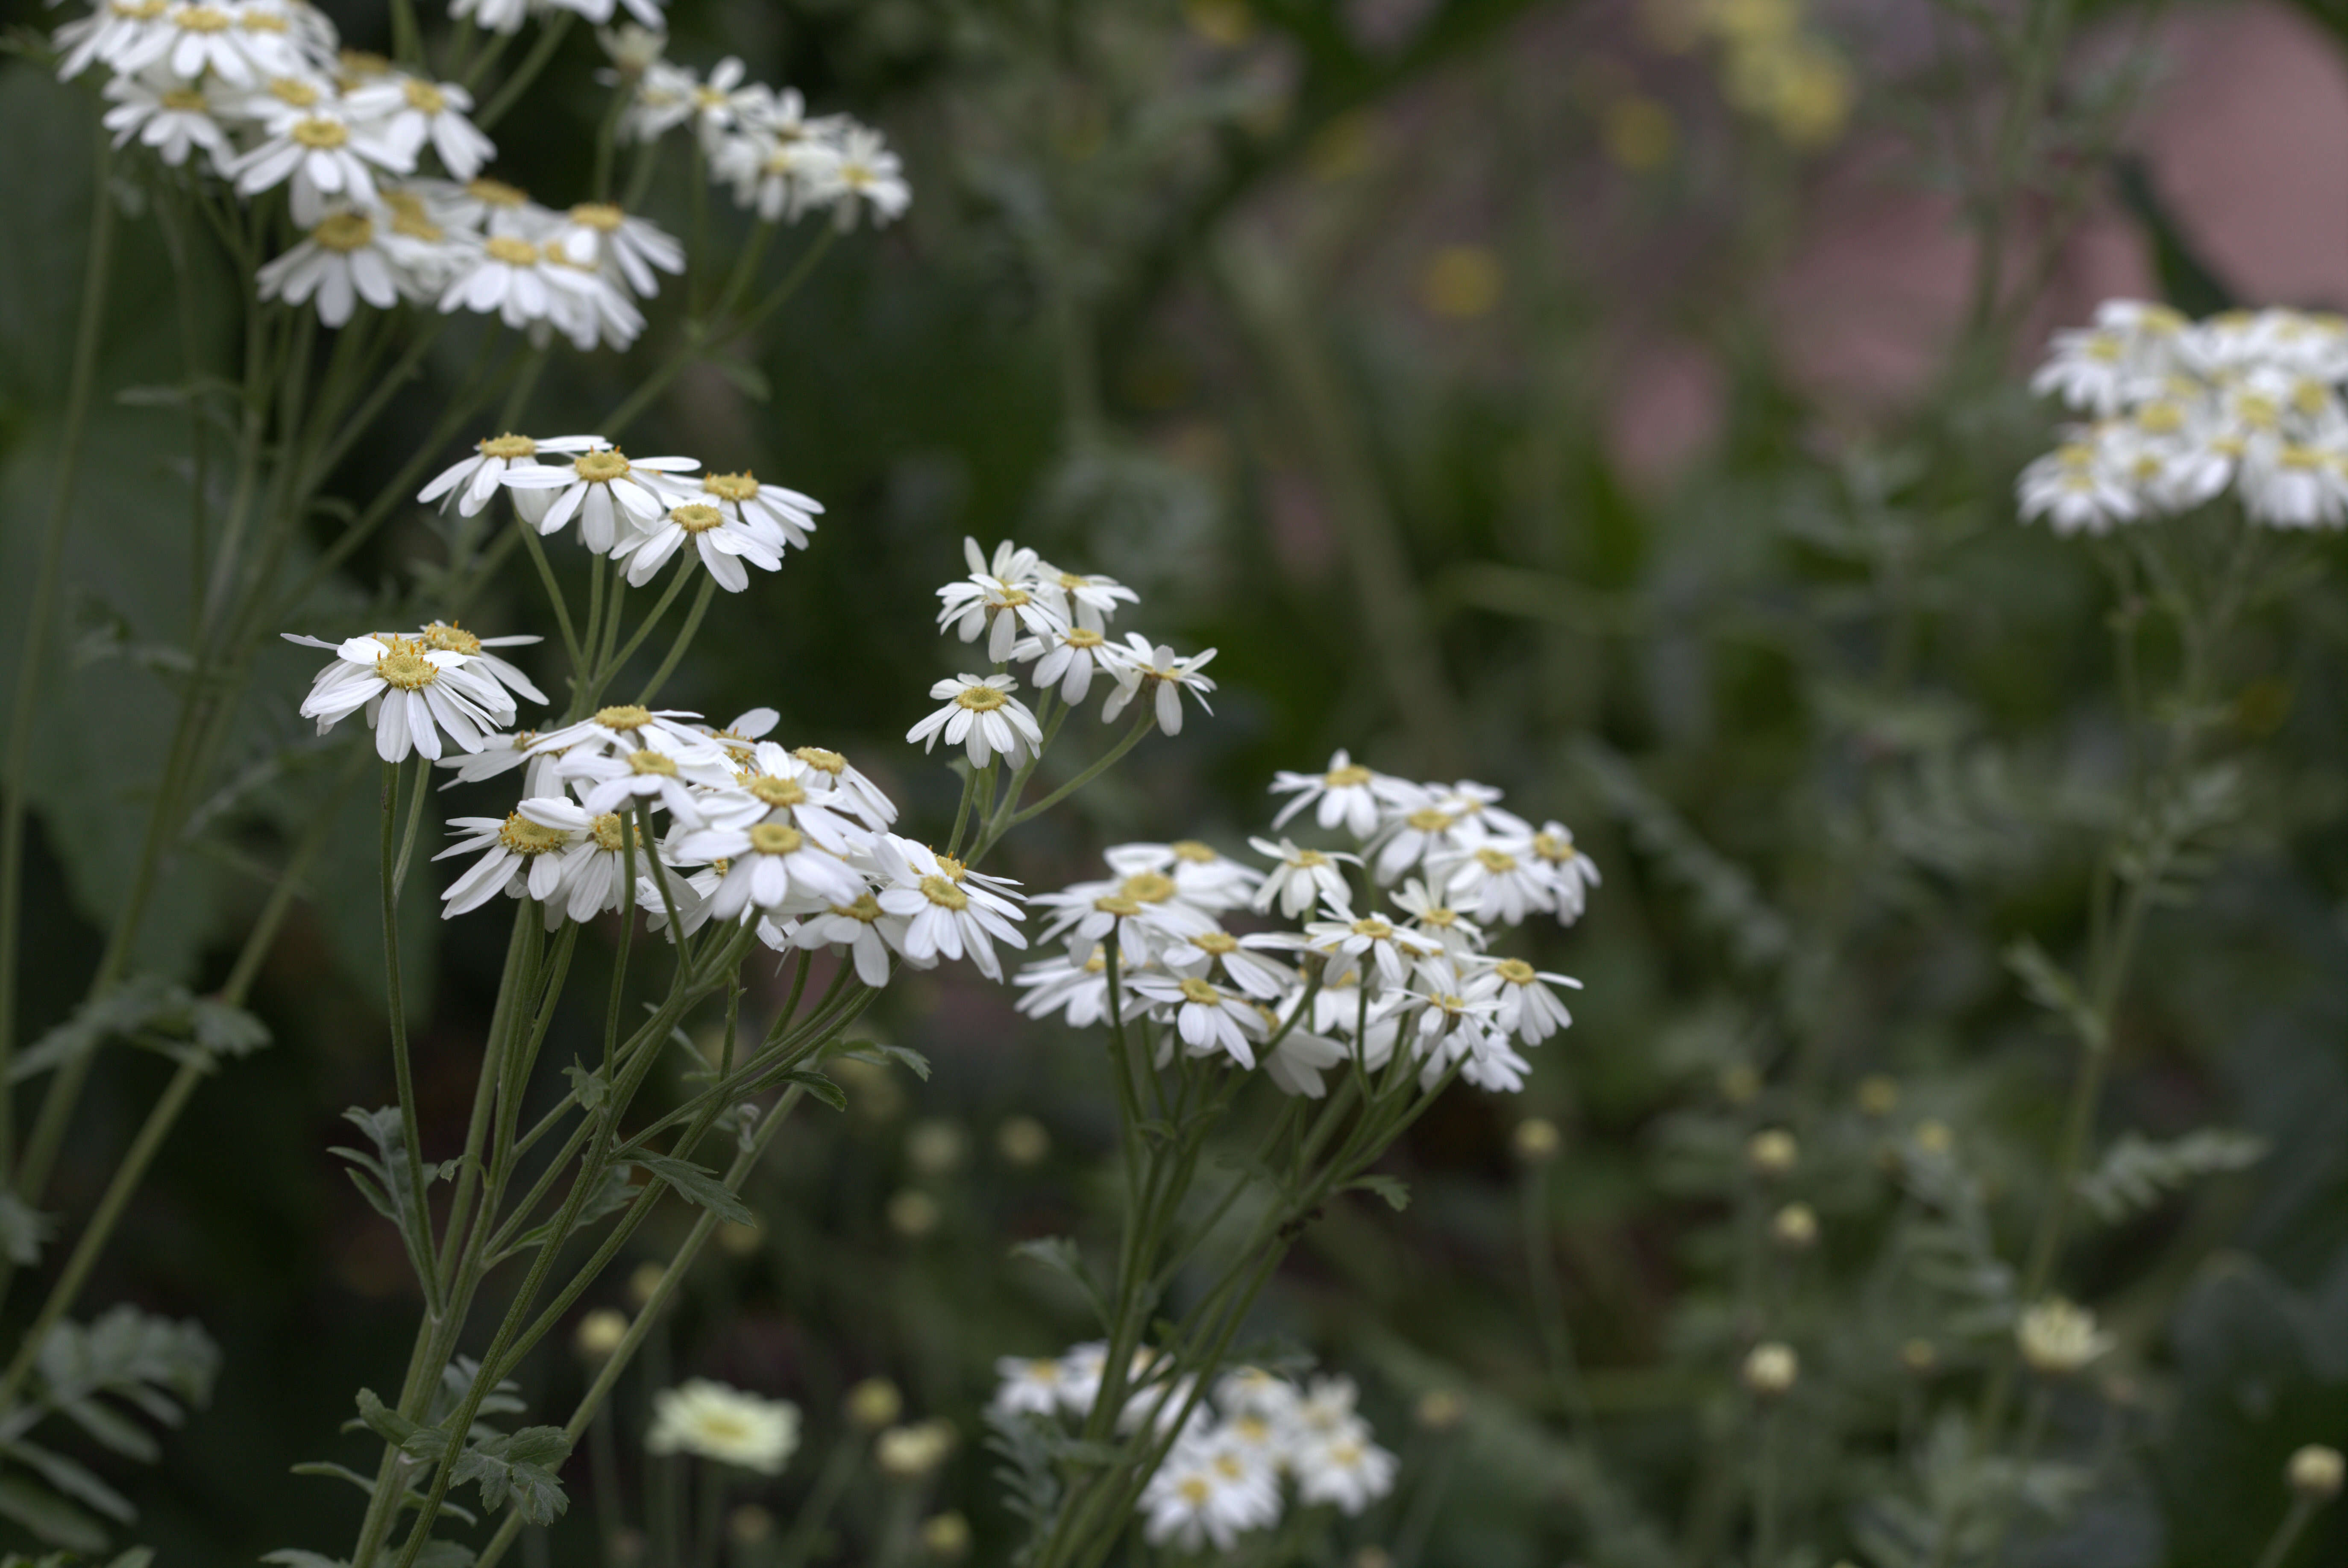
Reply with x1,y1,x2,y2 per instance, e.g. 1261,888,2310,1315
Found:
560,1059,608,1111
451,1428,571,1526
0,1475,108,1552
1008,1236,1110,1323
1350,1173,1410,1212
622,1153,753,1226
819,1038,931,1081
0,1438,133,1524
2076,1128,2269,1223
189,997,269,1057
2003,937,2104,1051
505,1165,636,1263
777,1070,846,1111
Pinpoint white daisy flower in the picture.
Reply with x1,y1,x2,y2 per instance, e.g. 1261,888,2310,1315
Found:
1013,945,1126,1028
666,470,820,552
553,201,684,298
545,806,683,924
667,817,863,923
1034,563,1138,631
1248,837,1359,919
231,93,413,224
56,0,175,83
436,804,583,919
2016,440,2139,536
1015,623,1119,704
435,727,556,795
1437,836,1553,927
1297,908,1442,990
769,892,901,988
1391,876,1485,952
1129,972,1265,1069
992,1356,1070,1419
1488,956,1580,1045
416,432,605,518
693,707,779,761
905,674,1044,769
774,743,896,829
415,621,545,708
102,70,232,170
622,58,698,142
1426,778,1530,840
804,123,910,229
1270,749,1400,840
256,207,409,327
936,537,1059,663
1264,1025,1349,1098
527,703,726,765
1158,926,1298,1001
555,737,736,824
1099,637,1217,735
1366,790,1476,885
129,1,271,87
1139,1439,1280,1553
1292,1421,1397,1514
497,443,700,553
1529,822,1600,922
873,837,1026,982
353,72,494,181
284,631,512,761
611,495,785,592
646,1380,800,1477
595,22,667,81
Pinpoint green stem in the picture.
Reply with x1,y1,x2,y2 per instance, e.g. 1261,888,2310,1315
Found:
1004,714,1153,831
475,14,573,132
2253,1497,2320,1568
381,760,444,1313
633,576,716,707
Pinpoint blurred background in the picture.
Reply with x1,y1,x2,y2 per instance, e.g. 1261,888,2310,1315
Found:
6,0,2348,1562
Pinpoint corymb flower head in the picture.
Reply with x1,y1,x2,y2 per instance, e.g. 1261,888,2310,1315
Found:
284,630,520,761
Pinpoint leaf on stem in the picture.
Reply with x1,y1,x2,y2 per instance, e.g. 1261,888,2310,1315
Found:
621,1153,754,1226
1007,1237,1111,1324
0,1197,55,1268
1350,1173,1411,1212
2003,938,2105,1052
2075,1128,2268,1224
451,1426,572,1525
819,1038,932,1082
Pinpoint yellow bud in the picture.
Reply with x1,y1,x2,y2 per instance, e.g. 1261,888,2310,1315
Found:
996,1115,1051,1166
920,1511,972,1561
1512,1117,1562,1163
573,1308,628,1361
1741,1342,1798,1398
1746,1129,1798,1179
847,1377,904,1430
1770,1202,1818,1251
2289,1443,2344,1500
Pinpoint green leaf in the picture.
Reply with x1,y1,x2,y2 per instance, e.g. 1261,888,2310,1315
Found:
777,1069,847,1111
622,1154,753,1226
354,1389,450,1461
451,1427,572,1526
0,1437,134,1523
0,1196,54,1267
561,1059,608,1110
2003,938,2104,1052
261,1553,349,1568
1350,1173,1411,1212
1008,1237,1111,1324
505,1166,636,1263
0,1475,108,1553
2076,1129,2269,1224
188,997,270,1057
819,1038,931,1081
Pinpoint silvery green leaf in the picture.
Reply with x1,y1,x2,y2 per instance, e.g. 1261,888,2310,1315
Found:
0,1197,54,1267
623,1153,753,1226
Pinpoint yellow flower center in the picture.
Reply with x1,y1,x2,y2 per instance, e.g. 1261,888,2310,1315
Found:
1327,763,1374,787
291,117,349,149
498,813,569,854
1171,840,1216,863
573,449,631,482
161,88,209,111
1178,978,1222,1005
748,776,806,808
467,177,527,206
1178,1478,1210,1506
1475,847,1518,872
1406,807,1453,833
1532,831,1576,863
569,200,624,231
833,893,883,924
115,0,166,17
1092,894,1142,917
955,684,1008,712
1419,906,1458,927
1350,917,1392,939
177,5,231,32
403,78,447,113
241,6,284,26
312,211,374,252
920,875,968,910
421,621,481,655
1065,627,1104,649
484,236,540,266
627,750,678,778
935,854,969,882
998,587,1030,607
595,705,652,731
590,813,632,852
693,84,730,108
1192,931,1239,954
338,48,389,76
1495,958,1537,985
702,470,760,502
267,77,318,106
373,637,437,689
1213,1454,1244,1480
670,504,724,534
794,746,845,774
750,823,804,855
478,433,535,460
1120,871,1175,904
1292,849,1328,867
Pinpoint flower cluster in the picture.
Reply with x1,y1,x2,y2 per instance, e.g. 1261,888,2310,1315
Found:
1016,752,1594,1096
59,0,685,344
2019,300,2348,532
604,31,909,230
992,1349,1397,1553
905,537,1213,763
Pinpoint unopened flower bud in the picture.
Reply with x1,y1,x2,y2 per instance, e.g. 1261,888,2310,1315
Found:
846,1377,903,1431
1900,1339,1938,1376
1856,1075,1899,1117
907,1119,968,1177
920,1510,972,1561
996,1115,1051,1166
2289,1443,2345,1501
626,1261,666,1307
1512,1117,1561,1163
1415,1388,1465,1431
1742,1342,1799,1398
887,1189,939,1239
574,1308,628,1362
1719,1063,1761,1104
1770,1202,1818,1251
876,1419,955,1479
2016,1298,2113,1377
1746,1129,1798,1179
